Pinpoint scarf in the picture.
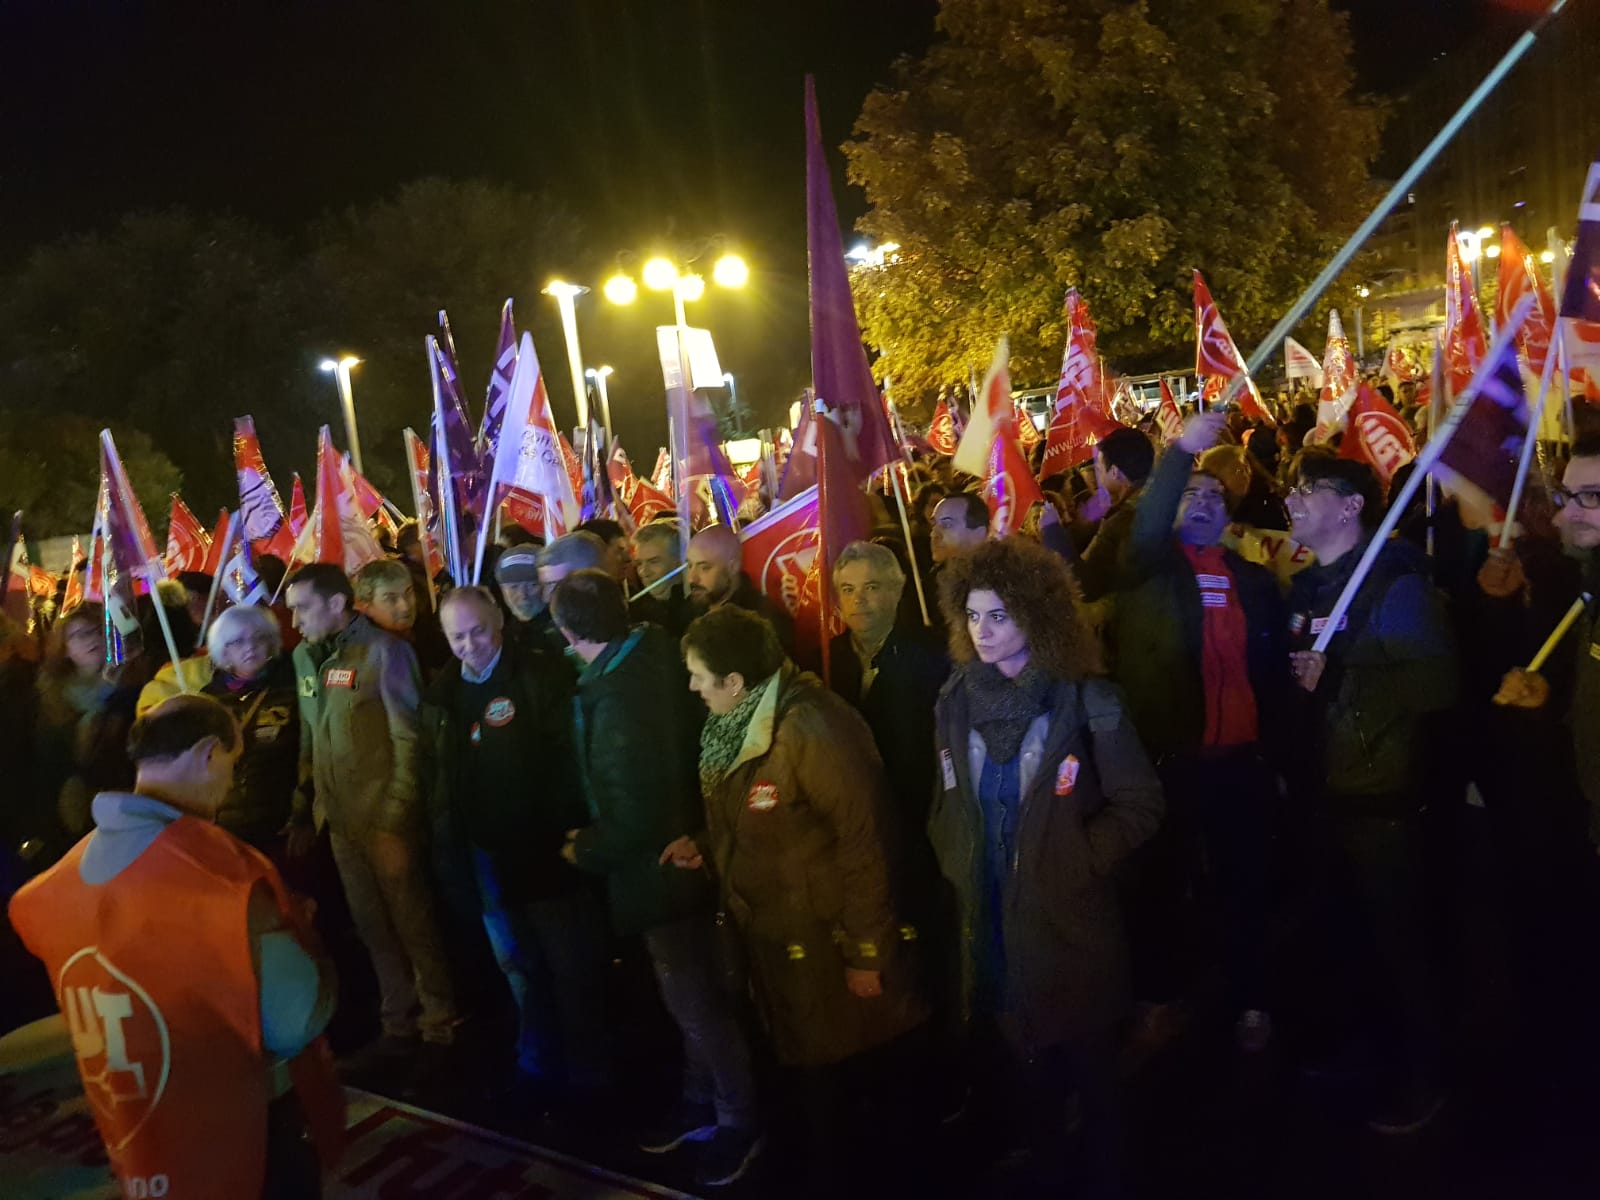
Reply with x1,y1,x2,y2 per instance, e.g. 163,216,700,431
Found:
963,661,1053,764
698,672,778,800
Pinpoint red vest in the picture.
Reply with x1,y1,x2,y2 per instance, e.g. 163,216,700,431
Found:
8,814,345,1198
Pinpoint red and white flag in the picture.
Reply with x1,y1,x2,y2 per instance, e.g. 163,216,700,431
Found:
1338,384,1416,485
1194,271,1274,424
953,337,1015,477
1040,290,1121,477
740,485,825,665
233,416,297,561
928,398,961,456
1383,346,1419,392
403,428,446,582
1497,224,1557,385
1014,403,1042,454
163,494,211,575
287,473,308,537
290,427,385,574
1284,337,1324,385
1314,310,1360,440
60,535,86,616
1156,378,1184,443
985,423,1044,538
1444,222,1490,401
201,510,231,576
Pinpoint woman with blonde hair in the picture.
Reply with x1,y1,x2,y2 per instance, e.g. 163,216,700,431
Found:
930,536,1162,1197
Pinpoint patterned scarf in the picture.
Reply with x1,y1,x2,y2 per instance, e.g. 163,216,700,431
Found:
699,672,778,800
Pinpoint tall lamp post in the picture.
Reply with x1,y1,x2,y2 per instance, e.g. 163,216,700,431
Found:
542,280,591,431
318,355,364,475
585,366,615,443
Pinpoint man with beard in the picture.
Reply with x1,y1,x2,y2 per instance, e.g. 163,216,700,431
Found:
684,524,794,653
494,544,568,657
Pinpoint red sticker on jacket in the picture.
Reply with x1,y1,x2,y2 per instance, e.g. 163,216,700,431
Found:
483,697,516,727
746,782,779,812
1054,755,1080,796
324,668,356,689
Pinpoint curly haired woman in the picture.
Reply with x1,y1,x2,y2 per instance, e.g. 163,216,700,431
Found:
930,536,1162,1198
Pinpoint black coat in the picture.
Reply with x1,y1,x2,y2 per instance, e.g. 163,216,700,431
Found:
828,623,951,829
569,625,714,935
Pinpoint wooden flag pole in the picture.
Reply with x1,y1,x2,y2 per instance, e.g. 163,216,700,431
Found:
1311,296,1535,655
1528,594,1590,673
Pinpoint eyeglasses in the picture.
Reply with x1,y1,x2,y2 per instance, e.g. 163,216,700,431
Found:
1551,487,1600,511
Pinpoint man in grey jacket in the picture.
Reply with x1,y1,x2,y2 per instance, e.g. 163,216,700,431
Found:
286,562,458,1057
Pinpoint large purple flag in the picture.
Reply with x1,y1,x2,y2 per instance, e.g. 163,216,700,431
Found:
1560,155,1600,322
431,337,487,521
1434,329,1528,527
98,430,163,663
477,299,519,462
805,74,897,483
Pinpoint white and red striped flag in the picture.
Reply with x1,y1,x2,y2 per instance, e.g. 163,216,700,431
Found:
164,494,211,575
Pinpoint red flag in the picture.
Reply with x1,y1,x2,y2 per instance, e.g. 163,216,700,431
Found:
1157,378,1184,443
163,494,210,575
1014,403,1042,454
233,416,296,561
1383,346,1419,392
403,429,446,581
954,338,1019,477
1338,384,1416,485
928,399,960,456
650,448,672,494
1434,333,1529,527
559,433,584,511
350,467,386,520
985,426,1045,538
288,474,308,537
1041,291,1120,477
1496,225,1557,382
201,510,231,576
61,535,86,616
1444,222,1489,401
1194,272,1275,424
740,484,825,665
290,427,385,574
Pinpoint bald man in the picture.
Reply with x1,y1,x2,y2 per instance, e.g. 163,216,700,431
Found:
685,524,795,653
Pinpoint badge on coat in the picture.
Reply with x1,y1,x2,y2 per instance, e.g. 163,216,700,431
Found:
324,668,356,689
746,782,780,812
1054,754,1080,796
941,748,956,791
483,697,516,727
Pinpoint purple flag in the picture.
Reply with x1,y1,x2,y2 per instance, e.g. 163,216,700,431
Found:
1435,330,1528,524
477,299,518,462
1560,155,1600,322
431,337,487,520
805,74,897,482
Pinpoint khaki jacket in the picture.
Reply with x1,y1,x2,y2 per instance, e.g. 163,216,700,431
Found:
292,615,421,835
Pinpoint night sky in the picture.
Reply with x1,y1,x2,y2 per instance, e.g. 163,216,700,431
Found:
0,0,1514,447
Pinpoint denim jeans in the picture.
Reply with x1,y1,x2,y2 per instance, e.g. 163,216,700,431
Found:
643,913,759,1130
472,850,612,1086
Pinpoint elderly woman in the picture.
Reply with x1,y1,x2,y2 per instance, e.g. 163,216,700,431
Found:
930,537,1162,1197
663,605,926,1184
200,604,303,858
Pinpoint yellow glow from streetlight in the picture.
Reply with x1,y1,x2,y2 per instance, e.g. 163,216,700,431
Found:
542,279,586,300
1475,225,1495,241
586,365,614,380
713,253,749,289
320,356,361,372
1457,231,1482,264
1357,286,1371,299
1540,249,1556,265
603,274,638,305
642,257,679,291
677,273,706,302
1484,243,1502,259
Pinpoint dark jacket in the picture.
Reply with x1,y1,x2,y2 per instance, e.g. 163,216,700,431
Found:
1074,488,1142,602
828,623,951,829
202,655,300,845
1112,445,1290,759
1564,556,1600,842
1286,534,1459,803
627,584,696,637
726,573,795,656
931,669,1163,1051
570,625,713,935
418,641,588,911
292,615,421,835
695,663,925,1065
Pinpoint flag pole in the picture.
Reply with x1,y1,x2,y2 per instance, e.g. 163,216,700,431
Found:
1224,0,1569,405
196,511,236,643
1311,296,1535,656
402,429,440,614
1501,319,1564,544
1526,593,1591,673
891,462,932,627
814,396,834,686
1557,321,1575,444
143,564,191,691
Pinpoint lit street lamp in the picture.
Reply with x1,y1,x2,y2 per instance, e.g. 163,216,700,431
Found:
542,280,591,431
586,366,614,443
318,355,364,475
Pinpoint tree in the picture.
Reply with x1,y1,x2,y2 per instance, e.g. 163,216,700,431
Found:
0,411,181,538
844,0,1384,413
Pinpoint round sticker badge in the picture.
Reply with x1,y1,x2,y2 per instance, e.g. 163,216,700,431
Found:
483,697,516,727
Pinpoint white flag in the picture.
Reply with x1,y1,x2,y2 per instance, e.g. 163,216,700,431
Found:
1284,337,1324,384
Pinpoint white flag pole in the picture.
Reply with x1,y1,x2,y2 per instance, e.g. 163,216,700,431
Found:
1311,295,1535,655
1500,322,1563,545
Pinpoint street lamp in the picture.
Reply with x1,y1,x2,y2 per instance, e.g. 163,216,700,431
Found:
712,253,749,289
721,371,745,437
318,355,364,475
542,280,591,430
585,366,614,443
609,250,749,326
603,274,638,305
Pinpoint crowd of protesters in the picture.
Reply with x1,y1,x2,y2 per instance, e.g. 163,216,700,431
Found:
6,375,1600,1199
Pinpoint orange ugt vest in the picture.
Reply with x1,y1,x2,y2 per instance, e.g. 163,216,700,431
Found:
8,814,344,1198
